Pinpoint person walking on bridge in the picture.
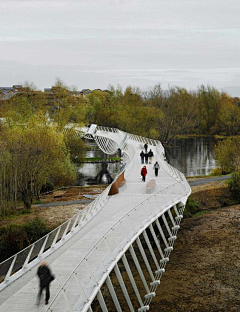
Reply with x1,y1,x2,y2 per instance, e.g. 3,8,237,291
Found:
144,143,148,153
144,152,149,164
140,150,145,164
148,149,154,164
153,161,160,177
37,260,55,306
141,165,147,182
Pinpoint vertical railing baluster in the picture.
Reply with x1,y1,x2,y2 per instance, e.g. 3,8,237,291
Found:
5,255,17,281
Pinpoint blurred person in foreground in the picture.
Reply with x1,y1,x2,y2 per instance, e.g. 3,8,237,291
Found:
37,260,55,306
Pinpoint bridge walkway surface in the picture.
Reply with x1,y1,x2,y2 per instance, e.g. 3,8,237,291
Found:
0,127,191,312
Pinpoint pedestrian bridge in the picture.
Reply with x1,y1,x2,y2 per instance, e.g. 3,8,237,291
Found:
0,125,191,312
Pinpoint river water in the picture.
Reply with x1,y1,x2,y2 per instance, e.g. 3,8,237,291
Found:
166,137,217,177
77,137,218,185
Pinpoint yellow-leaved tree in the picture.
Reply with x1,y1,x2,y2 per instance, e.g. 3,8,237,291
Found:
0,114,76,214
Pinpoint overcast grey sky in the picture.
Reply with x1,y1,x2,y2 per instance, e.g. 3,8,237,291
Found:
1,0,240,95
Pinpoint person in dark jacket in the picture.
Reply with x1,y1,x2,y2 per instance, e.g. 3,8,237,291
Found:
153,161,160,177
148,149,154,164
140,151,145,164
144,143,148,153
141,165,147,182
144,152,149,164
37,260,54,305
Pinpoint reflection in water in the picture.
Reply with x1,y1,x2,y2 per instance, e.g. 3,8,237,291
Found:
95,162,113,184
77,162,120,186
166,137,217,177
77,140,120,186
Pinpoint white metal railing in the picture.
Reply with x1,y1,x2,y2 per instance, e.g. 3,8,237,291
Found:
0,163,126,289
45,180,189,312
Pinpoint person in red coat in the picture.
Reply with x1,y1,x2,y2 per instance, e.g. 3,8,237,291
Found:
141,165,147,182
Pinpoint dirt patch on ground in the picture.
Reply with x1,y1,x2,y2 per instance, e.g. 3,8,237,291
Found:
191,180,234,210
0,185,107,229
153,204,240,312
149,179,240,312
40,185,106,203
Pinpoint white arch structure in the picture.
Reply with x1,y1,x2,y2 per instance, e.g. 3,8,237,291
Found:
0,125,191,312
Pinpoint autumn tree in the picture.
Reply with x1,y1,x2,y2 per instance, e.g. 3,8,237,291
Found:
215,137,240,173
147,85,198,144
50,78,87,130
216,94,240,136
0,114,76,213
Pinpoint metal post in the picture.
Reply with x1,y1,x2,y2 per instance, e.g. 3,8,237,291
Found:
149,224,164,259
173,204,180,217
122,254,144,307
142,231,160,270
70,213,81,232
23,243,35,268
97,289,108,312
167,208,176,227
38,235,49,257
129,245,150,294
5,255,17,280
62,220,71,238
155,219,168,248
161,214,172,237
136,237,155,282
51,226,61,248
106,276,122,312
114,264,135,312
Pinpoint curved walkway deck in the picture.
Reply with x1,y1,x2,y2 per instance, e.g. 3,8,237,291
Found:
0,127,191,312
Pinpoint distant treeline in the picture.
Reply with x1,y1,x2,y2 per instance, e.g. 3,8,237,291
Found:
86,84,240,144
0,79,240,215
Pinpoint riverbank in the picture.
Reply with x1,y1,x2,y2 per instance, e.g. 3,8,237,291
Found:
152,178,240,312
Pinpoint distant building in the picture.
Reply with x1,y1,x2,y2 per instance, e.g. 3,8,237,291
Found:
0,85,110,102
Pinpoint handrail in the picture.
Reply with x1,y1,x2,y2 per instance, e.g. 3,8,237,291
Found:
46,180,188,312
0,163,126,289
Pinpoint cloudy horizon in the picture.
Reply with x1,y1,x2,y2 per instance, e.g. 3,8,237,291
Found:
1,0,240,95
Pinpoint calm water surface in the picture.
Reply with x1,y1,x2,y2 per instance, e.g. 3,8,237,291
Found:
166,137,217,177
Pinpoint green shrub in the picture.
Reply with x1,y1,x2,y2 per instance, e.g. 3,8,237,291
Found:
0,218,49,262
209,168,223,176
0,224,27,262
228,172,240,202
184,197,199,218
23,218,48,244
